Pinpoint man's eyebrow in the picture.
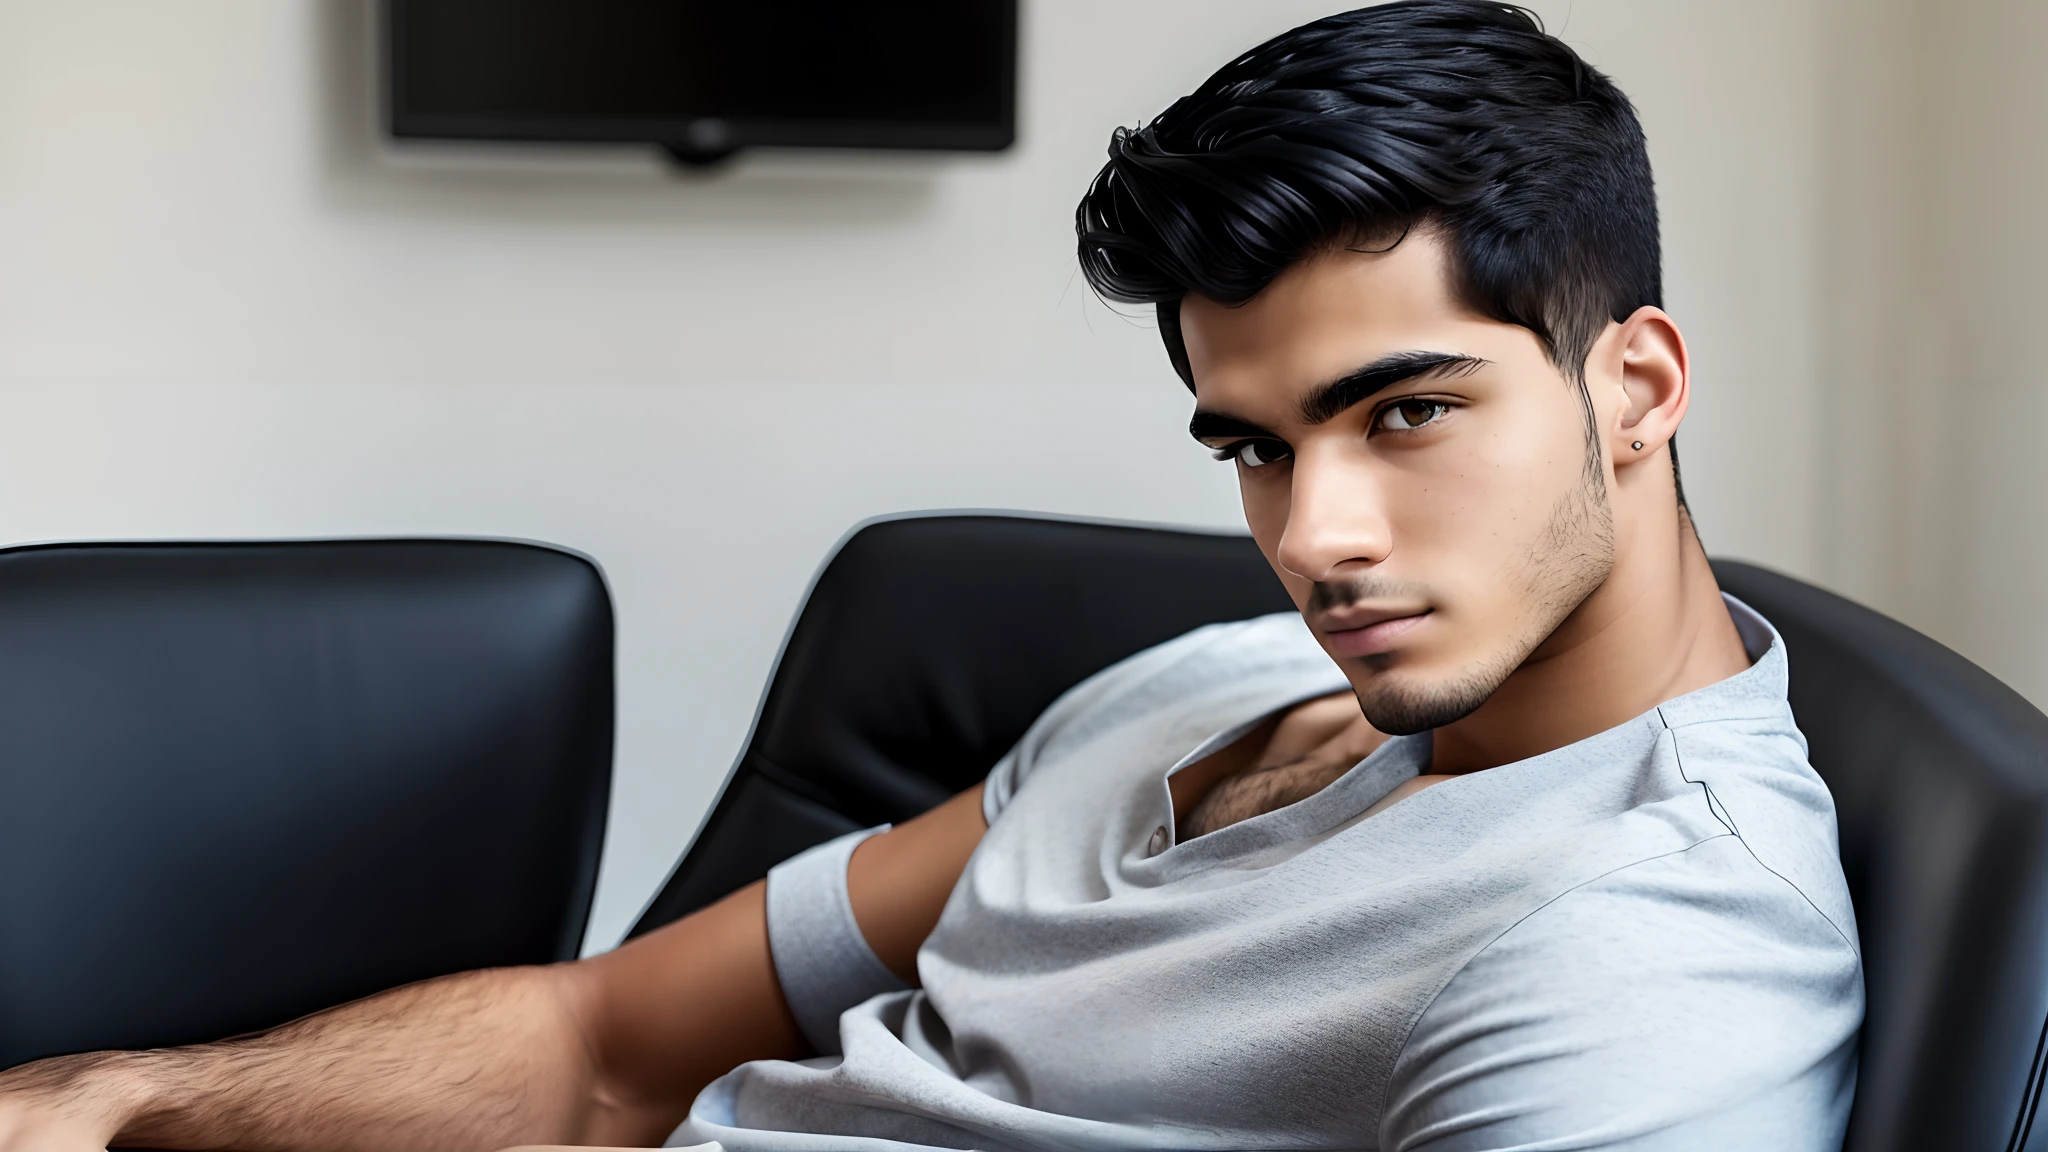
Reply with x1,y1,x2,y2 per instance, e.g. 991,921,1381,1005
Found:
1186,351,1489,443
1297,351,1488,425
1187,410,1275,443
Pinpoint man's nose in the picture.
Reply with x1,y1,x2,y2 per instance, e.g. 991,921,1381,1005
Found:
1274,445,1391,583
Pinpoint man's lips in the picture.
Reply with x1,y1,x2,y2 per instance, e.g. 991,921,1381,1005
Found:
1317,608,1432,658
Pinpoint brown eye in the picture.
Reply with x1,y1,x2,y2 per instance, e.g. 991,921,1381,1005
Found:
1224,439,1292,468
1379,400,1450,431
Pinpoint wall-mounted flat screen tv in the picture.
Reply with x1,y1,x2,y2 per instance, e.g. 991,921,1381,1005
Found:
387,1,1018,165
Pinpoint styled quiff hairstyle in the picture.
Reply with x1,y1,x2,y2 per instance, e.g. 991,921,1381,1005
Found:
1075,1,1662,395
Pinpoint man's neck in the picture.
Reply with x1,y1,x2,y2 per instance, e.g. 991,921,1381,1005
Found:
1428,511,1750,776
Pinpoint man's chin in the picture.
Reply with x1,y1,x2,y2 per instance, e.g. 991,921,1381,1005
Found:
1352,670,1502,736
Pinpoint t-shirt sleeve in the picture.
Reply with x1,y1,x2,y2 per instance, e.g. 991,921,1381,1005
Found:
764,825,907,1057
1381,837,1863,1152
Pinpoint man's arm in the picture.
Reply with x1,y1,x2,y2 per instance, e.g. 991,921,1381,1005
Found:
0,785,988,1152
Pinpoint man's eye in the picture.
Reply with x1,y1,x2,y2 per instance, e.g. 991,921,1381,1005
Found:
1377,399,1451,431
1212,440,1292,468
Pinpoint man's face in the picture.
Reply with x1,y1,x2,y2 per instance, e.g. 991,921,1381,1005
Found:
1181,232,1615,735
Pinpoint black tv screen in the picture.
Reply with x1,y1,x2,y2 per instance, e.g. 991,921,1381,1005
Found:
387,1,1018,163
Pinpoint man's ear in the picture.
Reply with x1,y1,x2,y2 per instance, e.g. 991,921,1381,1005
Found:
1605,306,1689,472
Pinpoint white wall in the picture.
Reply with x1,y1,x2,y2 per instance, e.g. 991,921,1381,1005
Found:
1813,0,2048,704
0,0,1962,951
1907,0,2048,702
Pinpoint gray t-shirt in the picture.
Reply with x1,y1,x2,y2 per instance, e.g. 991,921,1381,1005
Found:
671,597,1863,1151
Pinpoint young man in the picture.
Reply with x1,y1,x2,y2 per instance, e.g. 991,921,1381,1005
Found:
0,3,1860,1150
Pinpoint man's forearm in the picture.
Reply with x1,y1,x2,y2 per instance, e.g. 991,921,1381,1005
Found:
4,965,597,1152
0,796,988,1152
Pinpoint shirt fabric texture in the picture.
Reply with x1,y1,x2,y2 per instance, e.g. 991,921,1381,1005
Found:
670,597,1864,1151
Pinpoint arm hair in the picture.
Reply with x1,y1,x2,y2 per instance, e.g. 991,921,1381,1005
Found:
0,785,989,1152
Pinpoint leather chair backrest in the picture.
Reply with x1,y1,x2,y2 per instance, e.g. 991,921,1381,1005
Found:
635,515,2048,1152
0,540,614,1071
1713,560,2048,1152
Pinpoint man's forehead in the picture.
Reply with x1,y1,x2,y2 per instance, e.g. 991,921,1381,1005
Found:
1178,239,1466,401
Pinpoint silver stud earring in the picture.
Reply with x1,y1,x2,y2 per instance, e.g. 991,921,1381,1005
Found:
1632,441,1645,451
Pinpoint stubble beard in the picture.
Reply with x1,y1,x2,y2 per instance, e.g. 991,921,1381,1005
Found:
1325,464,1617,736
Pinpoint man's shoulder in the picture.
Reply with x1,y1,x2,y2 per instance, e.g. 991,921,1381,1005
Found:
1450,832,1863,1070
1436,767,1860,1011
1650,697,1861,956
1523,833,1860,964
1385,835,1864,1149
1394,696,1863,1105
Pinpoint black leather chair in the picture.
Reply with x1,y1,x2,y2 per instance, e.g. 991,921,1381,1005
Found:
632,512,2048,1152
0,539,614,1072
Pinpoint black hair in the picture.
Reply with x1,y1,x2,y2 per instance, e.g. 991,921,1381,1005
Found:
1075,1,1661,396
